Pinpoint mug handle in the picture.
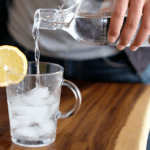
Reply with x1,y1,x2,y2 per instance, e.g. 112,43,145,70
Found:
57,79,82,119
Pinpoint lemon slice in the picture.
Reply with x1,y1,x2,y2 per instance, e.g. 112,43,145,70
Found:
0,45,28,87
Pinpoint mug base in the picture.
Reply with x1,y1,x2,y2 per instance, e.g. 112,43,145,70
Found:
12,137,55,147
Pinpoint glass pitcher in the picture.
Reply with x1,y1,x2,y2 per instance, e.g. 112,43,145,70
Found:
33,0,149,47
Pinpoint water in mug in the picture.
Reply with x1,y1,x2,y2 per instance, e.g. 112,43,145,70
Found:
7,86,60,145
65,12,128,46
65,13,115,45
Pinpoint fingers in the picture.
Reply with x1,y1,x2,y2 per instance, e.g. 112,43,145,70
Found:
116,0,144,50
130,2,150,51
108,0,150,51
108,0,129,43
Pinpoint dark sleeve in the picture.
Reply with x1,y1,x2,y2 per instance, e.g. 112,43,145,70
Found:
0,0,8,45
125,47,150,75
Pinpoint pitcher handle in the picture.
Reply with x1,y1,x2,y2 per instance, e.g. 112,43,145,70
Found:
57,79,82,119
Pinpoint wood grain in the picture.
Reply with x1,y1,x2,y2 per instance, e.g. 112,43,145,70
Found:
0,81,149,150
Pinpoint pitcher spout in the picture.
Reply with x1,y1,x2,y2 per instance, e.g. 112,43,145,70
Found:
33,8,65,30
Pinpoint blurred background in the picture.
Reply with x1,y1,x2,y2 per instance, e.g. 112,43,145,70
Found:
0,0,8,46
0,0,148,84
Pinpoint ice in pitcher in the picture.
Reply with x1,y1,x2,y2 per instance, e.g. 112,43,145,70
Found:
7,86,60,142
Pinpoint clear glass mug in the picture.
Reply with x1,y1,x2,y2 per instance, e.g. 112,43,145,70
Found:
10,142,56,150
6,62,82,147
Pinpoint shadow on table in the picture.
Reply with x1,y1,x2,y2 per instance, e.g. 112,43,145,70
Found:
10,142,56,150
147,132,150,150
0,142,56,150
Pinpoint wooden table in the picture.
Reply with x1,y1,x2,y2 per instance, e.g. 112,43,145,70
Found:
0,81,150,150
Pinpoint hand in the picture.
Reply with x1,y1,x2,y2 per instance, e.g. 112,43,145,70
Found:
108,0,150,51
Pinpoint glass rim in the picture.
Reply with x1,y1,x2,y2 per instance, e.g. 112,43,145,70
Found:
7,61,64,77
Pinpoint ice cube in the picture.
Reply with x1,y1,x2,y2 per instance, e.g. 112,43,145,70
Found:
9,86,58,107
10,118,20,129
33,106,51,123
14,127,39,139
51,101,59,113
9,104,33,128
9,95,23,105
11,105,50,125
25,86,54,106
10,104,32,115
48,101,59,118
46,94,57,104
29,86,49,99
14,115,33,126
40,120,56,135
